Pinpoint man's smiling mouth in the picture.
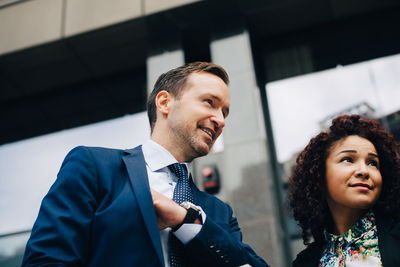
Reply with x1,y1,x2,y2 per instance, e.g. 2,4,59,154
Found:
199,127,214,139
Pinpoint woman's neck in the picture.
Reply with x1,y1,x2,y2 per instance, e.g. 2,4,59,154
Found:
328,206,367,235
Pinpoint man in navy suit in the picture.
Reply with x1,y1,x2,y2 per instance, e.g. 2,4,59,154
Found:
22,62,269,267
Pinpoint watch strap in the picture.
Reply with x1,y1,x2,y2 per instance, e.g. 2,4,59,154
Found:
172,205,200,232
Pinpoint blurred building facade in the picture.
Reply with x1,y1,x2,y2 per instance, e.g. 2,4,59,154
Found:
1,0,400,266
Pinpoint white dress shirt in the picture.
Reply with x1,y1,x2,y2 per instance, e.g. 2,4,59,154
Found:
141,140,205,267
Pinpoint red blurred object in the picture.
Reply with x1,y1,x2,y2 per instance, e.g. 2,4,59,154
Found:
201,165,220,194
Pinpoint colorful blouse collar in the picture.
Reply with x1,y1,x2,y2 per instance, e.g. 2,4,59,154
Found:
324,210,377,247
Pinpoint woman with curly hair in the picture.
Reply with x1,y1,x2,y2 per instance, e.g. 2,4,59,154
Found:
288,114,400,267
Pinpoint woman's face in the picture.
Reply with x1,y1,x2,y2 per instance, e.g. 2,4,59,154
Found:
325,135,382,215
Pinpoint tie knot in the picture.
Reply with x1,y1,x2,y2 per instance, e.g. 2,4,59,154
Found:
168,163,187,180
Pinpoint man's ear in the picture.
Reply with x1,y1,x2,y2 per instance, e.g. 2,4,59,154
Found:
155,90,172,116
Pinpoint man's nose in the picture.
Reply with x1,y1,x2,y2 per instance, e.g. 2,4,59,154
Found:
211,111,225,129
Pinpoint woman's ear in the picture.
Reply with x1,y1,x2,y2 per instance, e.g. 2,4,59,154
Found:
155,90,172,116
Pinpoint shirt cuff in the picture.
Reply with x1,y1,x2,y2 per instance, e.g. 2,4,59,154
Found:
173,207,206,245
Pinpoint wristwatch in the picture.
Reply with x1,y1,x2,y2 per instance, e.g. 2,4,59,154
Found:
172,201,201,231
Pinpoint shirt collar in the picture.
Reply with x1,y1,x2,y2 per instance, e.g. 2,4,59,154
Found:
141,139,192,175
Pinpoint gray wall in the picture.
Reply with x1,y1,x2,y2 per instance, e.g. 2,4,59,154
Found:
192,32,284,267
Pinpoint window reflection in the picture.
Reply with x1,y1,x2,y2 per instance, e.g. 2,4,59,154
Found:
0,231,30,266
267,53,400,166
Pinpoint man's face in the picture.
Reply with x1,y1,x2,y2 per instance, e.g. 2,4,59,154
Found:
167,72,230,161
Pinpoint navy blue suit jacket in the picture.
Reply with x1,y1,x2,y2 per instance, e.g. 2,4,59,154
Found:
23,146,268,267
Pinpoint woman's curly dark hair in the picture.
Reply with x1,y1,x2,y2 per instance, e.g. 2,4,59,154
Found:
288,114,400,245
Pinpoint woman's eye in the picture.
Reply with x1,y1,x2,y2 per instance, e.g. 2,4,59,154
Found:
205,99,213,105
340,157,352,163
367,160,379,167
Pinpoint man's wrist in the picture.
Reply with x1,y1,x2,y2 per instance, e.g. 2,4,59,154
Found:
172,202,201,231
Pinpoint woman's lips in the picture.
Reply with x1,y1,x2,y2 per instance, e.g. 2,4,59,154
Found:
350,183,372,190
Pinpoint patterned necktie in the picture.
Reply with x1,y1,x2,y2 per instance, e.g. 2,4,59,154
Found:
168,163,192,267
170,163,193,204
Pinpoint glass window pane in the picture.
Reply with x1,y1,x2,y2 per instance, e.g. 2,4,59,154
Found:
266,53,400,165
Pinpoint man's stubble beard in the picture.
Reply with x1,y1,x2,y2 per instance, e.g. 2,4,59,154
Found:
188,134,211,158
170,120,212,161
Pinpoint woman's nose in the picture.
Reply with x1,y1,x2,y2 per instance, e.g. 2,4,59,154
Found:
355,163,369,179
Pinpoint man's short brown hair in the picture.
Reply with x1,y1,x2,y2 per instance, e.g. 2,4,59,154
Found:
146,62,229,132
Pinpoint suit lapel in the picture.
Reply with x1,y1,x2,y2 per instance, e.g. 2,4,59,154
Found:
123,146,164,267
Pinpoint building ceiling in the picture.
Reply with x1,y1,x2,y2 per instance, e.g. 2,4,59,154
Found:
0,17,148,144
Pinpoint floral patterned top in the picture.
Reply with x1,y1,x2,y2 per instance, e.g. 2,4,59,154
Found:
319,210,382,267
